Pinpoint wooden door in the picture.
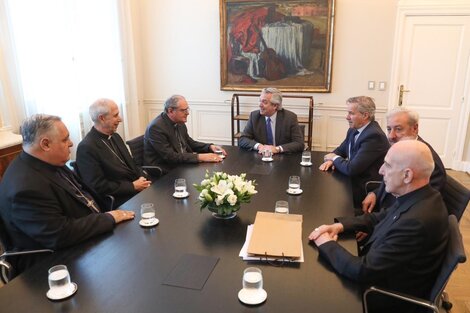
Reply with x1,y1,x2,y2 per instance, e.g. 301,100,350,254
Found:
390,13,470,168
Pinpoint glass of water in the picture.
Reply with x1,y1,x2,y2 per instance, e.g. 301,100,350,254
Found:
48,265,73,297
275,200,289,214
301,151,312,164
288,176,301,192
174,178,187,196
262,149,273,160
242,267,263,290
140,203,155,225
214,147,225,159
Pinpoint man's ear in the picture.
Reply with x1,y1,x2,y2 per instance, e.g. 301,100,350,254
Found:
98,114,106,123
39,137,51,151
403,168,413,184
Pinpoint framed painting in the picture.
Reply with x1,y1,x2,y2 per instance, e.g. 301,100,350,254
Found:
220,0,335,93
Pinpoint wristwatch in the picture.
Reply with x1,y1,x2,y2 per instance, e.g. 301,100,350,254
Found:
276,146,281,153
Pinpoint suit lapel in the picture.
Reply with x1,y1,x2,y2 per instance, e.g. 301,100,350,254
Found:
24,154,81,203
275,111,283,145
364,187,430,251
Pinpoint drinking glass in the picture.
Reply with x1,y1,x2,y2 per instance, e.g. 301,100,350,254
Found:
140,203,155,224
262,149,273,160
48,265,73,296
301,151,312,164
242,267,263,290
214,148,225,159
174,178,187,195
288,176,301,192
275,200,289,214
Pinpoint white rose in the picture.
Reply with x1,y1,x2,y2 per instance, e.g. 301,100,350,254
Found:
227,194,237,206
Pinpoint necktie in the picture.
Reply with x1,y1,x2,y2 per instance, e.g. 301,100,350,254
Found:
349,130,360,158
266,117,273,145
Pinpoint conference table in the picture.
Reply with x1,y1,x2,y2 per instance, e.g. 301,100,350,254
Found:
0,146,363,313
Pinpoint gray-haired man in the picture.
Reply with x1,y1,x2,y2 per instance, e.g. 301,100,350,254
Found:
144,95,226,175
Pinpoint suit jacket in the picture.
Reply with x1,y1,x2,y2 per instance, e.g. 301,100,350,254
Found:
144,112,212,174
372,136,447,212
0,152,115,274
238,109,304,153
319,185,448,313
332,121,389,208
76,127,143,207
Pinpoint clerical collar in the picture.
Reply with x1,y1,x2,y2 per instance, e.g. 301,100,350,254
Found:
92,126,113,140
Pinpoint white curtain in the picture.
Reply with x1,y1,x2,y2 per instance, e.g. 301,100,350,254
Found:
3,0,127,157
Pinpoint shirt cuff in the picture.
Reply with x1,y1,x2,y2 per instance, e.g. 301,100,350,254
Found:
254,143,260,150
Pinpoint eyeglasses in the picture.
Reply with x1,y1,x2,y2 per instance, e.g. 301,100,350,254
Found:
176,107,190,113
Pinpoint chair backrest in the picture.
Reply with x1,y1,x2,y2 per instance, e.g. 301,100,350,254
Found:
126,135,145,167
429,214,467,303
0,215,12,254
442,175,470,221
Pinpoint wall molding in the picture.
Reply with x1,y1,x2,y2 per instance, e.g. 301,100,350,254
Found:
143,98,387,151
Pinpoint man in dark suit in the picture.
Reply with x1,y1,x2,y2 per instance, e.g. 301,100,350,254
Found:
319,96,389,208
144,95,226,175
362,107,446,213
309,140,449,313
238,87,304,154
76,98,151,207
0,114,134,277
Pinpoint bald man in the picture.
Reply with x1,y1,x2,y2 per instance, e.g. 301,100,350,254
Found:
309,140,449,313
76,98,151,207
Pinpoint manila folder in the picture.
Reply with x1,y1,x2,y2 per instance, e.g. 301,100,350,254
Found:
247,211,302,258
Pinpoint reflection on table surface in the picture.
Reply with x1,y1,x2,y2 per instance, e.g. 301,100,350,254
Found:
0,146,362,313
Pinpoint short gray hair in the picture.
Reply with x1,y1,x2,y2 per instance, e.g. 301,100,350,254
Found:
347,96,376,121
89,98,113,123
21,114,62,147
164,95,185,113
386,106,419,126
261,87,283,110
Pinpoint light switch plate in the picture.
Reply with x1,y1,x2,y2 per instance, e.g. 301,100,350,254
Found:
368,81,375,90
378,81,386,91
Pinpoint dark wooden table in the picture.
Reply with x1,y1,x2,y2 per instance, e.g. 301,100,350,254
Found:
0,146,362,313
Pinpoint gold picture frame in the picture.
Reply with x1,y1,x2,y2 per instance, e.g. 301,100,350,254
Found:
220,0,335,93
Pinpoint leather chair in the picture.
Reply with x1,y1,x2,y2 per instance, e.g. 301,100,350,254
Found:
442,175,470,222
363,214,467,313
0,217,53,284
126,135,163,177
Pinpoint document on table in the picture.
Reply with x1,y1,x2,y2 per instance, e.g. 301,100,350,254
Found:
239,224,304,262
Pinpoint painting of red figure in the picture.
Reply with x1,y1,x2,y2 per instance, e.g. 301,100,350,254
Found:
220,0,335,92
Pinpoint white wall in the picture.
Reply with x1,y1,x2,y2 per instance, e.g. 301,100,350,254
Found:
134,0,397,107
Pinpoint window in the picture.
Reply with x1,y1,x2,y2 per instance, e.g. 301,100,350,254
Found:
6,0,125,155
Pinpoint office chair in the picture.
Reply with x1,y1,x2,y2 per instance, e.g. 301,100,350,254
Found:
0,217,53,284
363,214,466,313
125,135,163,177
364,181,382,194
442,175,470,222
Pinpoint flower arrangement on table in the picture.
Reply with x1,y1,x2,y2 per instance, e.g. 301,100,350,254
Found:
193,171,257,218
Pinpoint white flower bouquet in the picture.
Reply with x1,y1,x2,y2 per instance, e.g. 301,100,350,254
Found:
193,171,257,217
